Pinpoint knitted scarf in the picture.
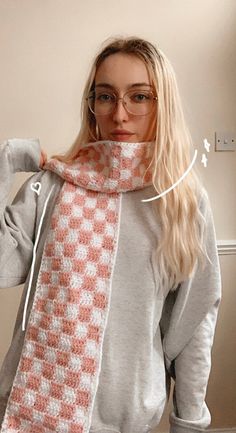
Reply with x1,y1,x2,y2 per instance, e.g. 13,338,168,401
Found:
2,140,153,433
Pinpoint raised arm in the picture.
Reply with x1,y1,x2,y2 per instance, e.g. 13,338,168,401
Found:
0,138,41,288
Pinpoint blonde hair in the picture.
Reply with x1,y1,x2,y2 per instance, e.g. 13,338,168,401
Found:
54,36,206,290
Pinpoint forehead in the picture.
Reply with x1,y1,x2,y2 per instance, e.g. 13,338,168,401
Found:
95,53,151,88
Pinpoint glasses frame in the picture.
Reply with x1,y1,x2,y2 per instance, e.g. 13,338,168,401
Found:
86,89,158,117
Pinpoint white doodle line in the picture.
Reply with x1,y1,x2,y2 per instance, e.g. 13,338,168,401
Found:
141,149,198,202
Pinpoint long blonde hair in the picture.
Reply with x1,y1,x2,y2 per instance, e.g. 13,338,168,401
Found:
54,36,206,290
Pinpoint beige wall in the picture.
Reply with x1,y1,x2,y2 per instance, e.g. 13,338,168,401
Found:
0,0,236,431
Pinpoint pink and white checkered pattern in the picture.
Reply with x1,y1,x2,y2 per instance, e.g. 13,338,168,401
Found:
2,140,153,433
2,184,119,433
45,140,153,193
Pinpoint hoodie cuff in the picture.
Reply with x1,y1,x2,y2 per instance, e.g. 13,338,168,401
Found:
169,404,211,433
7,138,41,173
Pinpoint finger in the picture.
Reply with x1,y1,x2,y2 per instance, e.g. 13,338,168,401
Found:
39,152,47,168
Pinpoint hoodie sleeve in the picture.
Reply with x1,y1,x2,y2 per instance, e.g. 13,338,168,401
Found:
160,190,221,433
0,138,41,288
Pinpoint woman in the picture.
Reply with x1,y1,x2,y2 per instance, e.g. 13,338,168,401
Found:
0,37,221,433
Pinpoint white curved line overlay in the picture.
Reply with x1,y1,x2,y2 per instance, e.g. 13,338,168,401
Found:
141,149,198,203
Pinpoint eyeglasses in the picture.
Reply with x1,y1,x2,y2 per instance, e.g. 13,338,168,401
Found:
86,89,157,116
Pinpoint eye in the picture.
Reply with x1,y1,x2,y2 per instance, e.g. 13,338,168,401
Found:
96,93,115,102
130,92,152,103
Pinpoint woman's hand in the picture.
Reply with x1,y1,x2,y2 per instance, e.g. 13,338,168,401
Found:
39,149,47,168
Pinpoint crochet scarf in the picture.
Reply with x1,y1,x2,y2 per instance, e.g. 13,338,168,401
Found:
2,140,153,433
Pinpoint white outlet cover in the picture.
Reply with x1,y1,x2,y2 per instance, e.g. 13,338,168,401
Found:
215,131,235,151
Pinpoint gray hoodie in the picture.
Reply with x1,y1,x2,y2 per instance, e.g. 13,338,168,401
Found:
0,139,221,433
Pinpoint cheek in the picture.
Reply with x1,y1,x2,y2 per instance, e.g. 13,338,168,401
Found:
95,117,112,141
96,117,109,132
139,114,156,136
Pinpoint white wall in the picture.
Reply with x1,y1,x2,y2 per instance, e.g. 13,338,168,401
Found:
0,0,236,430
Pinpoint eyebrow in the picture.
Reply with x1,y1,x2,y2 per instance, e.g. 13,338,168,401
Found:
95,82,152,89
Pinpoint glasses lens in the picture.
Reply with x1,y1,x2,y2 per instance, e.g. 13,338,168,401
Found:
88,91,116,115
125,90,155,115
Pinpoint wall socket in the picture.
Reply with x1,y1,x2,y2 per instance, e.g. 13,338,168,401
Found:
215,131,235,151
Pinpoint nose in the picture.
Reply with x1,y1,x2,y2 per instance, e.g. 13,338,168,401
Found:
112,99,129,123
